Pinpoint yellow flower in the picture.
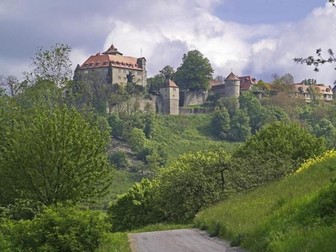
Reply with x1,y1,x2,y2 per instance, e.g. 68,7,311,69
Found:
295,149,336,173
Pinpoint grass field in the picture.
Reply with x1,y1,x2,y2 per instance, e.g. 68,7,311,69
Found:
194,151,336,251
153,114,239,160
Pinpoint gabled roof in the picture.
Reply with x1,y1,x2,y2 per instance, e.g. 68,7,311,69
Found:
225,72,240,81
166,79,178,88
80,53,144,70
102,44,123,55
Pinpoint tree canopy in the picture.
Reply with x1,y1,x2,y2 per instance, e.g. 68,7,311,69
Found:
24,43,72,88
0,105,112,206
175,50,214,91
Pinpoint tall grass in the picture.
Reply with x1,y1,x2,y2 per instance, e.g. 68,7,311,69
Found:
153,114,239,159
195,152,336,251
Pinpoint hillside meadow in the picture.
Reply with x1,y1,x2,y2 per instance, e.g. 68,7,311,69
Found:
194,150,336,252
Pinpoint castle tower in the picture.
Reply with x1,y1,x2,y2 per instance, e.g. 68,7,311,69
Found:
159,79,179,115
224,72,240,98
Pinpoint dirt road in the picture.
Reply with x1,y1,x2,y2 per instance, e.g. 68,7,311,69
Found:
129,229,245,252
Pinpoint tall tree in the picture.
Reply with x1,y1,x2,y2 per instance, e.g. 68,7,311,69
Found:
0,105,112,206
175,50,214,91
24,43,72,88
0,75,27,97
159,65,175,80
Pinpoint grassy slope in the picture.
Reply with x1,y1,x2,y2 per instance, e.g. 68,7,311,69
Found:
195,153,336,252
152,114,239,160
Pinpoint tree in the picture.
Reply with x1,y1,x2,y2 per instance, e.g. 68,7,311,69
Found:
236,121,326,169
175,50,214,91
0,75,27,97
24,43,72,87
0,105,112,206
271,73,295,94
211,108,231,139
229,109,251,141
159,65,175,80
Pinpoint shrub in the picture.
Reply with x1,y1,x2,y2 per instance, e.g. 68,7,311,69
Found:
108,179,163,231
157,150,230,222
1,205,107,252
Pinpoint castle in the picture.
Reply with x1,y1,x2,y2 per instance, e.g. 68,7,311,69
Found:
77,45,334,115
77,44,147,87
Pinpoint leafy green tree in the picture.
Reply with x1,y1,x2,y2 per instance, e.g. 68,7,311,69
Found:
236,122,326,169
175,50,214,91
239,92,265,133
157,150,230,222
211,108,231,139
128,128,147,153
229,109,251,141
213,96,239,116
15,80,63,109
312,118,336,148
271,73,295,94
0,105,112,206
108,179,163,231
160,65,175,80
24,43,72,88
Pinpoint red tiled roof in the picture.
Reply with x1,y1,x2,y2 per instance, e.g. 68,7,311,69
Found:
80,54,144,70
167,79,178,88
239,76,256,91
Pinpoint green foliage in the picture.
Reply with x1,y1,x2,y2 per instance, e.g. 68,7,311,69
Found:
24,43,72,88
16,80,64,109
128,128,147,153
108,179,163,231
0,105,112,206
157,150,230,223
211,108,231,139
1,205,107,252
175,50,214,91
152,114,239,159
109,151,129,170
236,122,326,169
95,232,131,252
228,109,251,141
195,152,336,252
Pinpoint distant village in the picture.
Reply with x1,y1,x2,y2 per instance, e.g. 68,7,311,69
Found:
76,44,335,115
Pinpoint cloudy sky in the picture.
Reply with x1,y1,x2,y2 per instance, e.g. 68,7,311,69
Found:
0,0,335,84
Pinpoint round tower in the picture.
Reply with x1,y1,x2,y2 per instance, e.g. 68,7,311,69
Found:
224,72,240,98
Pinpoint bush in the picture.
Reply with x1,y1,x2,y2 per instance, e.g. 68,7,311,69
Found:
108,179,163,231
1,205,107,252
231,122,326,190
109,151,129,169
157,150,230,223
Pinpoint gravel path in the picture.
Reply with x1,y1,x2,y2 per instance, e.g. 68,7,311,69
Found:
129,229,246,252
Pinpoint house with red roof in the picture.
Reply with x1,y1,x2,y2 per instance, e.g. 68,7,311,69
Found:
77,44,147,87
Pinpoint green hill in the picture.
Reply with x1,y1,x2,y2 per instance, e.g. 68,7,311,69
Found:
152,114,239,159
195,150,336,252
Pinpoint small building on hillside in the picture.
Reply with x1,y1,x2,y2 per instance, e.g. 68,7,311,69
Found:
292,83,333,102
159,79,179,115
77,44,147,87
239,76,257,92
210,72,242,98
